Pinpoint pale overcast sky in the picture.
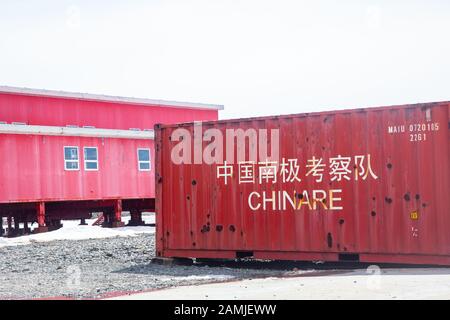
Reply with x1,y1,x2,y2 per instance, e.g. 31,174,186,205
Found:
0,0,449,119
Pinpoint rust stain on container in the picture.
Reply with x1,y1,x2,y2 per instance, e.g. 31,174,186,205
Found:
155,101,450,266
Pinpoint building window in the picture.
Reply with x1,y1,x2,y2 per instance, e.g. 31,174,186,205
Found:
137,148,151,171
64,146,79,170
84,147,98,171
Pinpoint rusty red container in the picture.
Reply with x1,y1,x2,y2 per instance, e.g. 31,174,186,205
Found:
155,101,450,265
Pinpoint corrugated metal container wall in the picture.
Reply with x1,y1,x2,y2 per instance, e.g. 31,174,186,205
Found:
155,102,450,265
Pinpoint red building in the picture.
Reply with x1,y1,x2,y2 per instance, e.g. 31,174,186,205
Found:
0,86,222,235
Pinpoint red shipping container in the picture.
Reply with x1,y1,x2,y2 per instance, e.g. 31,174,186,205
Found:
155,101,450,266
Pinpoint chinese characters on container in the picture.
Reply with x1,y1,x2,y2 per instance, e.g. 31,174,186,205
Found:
216,154,378,212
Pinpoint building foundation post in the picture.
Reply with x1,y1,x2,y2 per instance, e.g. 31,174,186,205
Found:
111,199,124,228
35,202,48,233
14,217,20,236
23,217,30,234
7,216,12,236
128,209,145,226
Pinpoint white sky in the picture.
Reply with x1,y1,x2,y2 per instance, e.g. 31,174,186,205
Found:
0,0,449,119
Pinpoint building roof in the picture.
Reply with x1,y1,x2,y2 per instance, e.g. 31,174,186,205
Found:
0,86,224,111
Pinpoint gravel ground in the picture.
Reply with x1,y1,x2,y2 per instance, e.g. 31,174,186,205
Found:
0,234,285,299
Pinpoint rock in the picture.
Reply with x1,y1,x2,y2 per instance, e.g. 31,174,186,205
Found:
0,233,283,299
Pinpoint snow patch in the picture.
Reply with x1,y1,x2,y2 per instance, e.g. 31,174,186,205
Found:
158,275,235,282
0,218,154,248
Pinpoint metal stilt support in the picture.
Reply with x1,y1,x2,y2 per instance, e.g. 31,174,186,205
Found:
7,216,13,236
14,218,20,236
23,218,31,234
110,199,125,228
128,209,145,226
34,202,48,233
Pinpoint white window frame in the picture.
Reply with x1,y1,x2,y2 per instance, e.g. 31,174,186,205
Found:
137,148,151,172
64,146,80,171
84,146,99,171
